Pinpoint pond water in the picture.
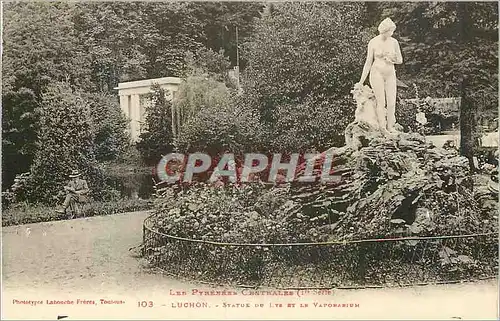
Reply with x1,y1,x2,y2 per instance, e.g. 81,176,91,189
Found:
106,172,156,199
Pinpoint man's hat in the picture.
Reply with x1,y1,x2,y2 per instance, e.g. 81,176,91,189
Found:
69,170,81,178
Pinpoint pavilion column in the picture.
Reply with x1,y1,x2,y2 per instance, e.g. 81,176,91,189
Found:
174,90,181,139
119,94,129,119
140,95,148,125
130,94,141,142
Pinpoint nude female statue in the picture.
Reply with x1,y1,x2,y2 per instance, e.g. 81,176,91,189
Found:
357,18,403,133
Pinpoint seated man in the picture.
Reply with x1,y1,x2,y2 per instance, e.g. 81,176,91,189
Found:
56,170,90,216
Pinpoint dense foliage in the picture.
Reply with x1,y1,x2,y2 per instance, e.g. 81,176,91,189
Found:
243,3,368,113
175,97,263,156
184,48,232,84
84,93,131,162
2,2,497,221
2,2,93,188
241,3,369,151
172,76,264,156
72,2,263,86
24,82,98,204
267,98,352,153
2,1,263,191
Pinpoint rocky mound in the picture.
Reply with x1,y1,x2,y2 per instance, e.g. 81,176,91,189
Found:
143,130,498,286
151,131,496,241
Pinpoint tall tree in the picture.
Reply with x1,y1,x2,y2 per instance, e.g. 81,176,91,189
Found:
73,2,152,90
243,2,368,116
241,2,368,150
189,2,264,68
2,2,92,189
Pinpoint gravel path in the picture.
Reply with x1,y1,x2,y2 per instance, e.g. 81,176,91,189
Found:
2,211,498,320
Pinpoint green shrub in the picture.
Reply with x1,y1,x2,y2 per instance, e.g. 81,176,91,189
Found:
268,97,352,153
175,97,264,155
83,92,131,162
2,172,31,208
24,82,106,204
173,75,233,129
99,163,154,199
171,74,265,156
136,84,175,165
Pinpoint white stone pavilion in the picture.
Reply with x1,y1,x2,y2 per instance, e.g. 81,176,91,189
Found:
115,77,182,142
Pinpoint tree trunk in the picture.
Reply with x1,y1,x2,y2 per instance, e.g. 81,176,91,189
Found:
457,3,478,173
459,77,478,173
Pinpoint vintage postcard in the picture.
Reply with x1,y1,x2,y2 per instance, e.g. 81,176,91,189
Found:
1,1,499,320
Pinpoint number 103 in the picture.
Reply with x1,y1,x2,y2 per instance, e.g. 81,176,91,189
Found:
138,301,154,307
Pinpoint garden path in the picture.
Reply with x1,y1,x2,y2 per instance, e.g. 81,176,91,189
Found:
2,211,498,320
